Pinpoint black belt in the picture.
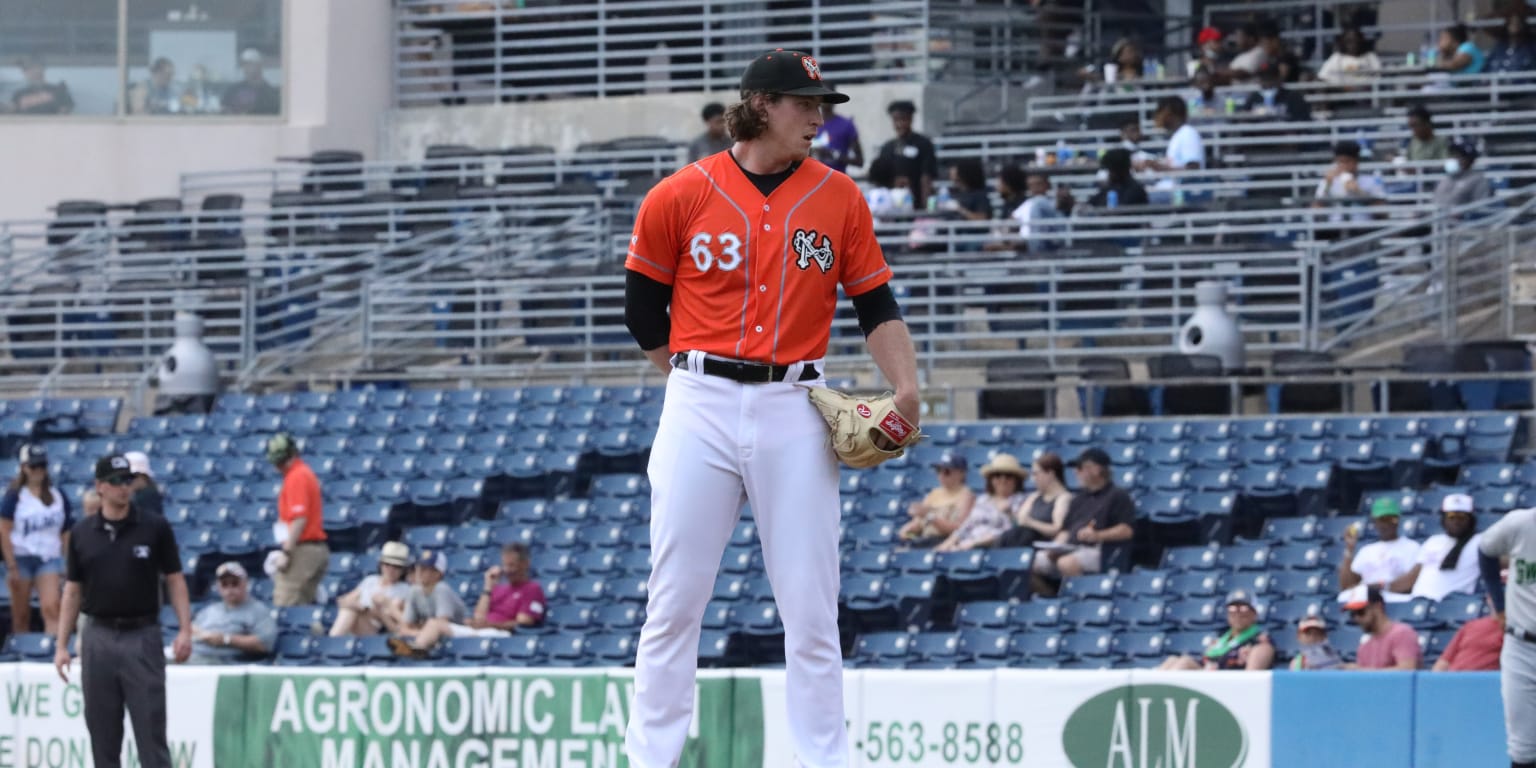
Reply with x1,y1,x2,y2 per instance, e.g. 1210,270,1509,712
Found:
672,353,819,384
1508,626,1536,644
88,614,158,630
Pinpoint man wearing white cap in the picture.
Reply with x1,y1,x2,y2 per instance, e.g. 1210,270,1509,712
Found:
186,562,276,665
122,451,164,519
329,542,413,637
1408,492,1483,601
221,48,279,115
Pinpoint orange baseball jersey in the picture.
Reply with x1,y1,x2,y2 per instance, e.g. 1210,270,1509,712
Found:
624,153,892,364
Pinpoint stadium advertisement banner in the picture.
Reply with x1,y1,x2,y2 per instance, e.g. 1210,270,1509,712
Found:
760,668,1271,768
1,663,218,768
212,668,758,768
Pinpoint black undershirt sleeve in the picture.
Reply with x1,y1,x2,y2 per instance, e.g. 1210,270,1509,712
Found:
624,269,673,350
850,283,902,337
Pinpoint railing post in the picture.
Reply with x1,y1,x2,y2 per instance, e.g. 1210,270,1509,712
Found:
597,0,607,99
920,0,932,83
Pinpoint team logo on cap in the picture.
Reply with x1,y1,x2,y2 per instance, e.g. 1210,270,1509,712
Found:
792,229,835,273
112,457,129,470
801,55,821,80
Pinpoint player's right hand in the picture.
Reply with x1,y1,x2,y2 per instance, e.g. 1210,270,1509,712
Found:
54,646,71,683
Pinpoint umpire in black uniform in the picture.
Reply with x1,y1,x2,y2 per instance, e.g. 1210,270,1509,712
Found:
54,454,192,768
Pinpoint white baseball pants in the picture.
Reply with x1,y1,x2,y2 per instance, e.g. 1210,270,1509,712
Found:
1503,635,1536,764
626,355,848,768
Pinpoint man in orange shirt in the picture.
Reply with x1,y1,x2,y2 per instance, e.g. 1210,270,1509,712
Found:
266,433,328,607
622,49,920,768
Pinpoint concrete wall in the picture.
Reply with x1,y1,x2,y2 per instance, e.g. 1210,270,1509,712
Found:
0,0,392,222
385,81,952,177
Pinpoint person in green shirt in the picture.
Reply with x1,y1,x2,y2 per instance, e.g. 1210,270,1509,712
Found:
1405,106,1449,162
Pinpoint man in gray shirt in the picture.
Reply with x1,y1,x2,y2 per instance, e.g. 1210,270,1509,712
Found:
687,102,732,162
388,550,468,659
1480,507,1536,768
187,562,277,664
1434,140,1493,214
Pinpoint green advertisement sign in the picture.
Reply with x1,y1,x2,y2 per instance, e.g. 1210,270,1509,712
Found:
1062,683,1248,768
212,671,762,768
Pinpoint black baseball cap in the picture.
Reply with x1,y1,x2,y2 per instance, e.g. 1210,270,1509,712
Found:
739,50,848,103
1068,447,1113,468
18,444,48,467
95,454,133,482
930,452,967,471
1449,139,1480,161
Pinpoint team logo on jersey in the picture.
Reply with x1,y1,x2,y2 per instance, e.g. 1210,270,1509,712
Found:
793,229,835,273
801,56,821,80
133,545,150,559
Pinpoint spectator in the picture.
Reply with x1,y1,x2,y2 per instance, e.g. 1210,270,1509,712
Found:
129,58,178,115
1257,23,1303,82
1106,38,1145,84
1158,589,1274,670
875,100,938,204
1432,595,1503,671
1088,148,1150,208
1407,492,1483,600
1243,65,1311,120
1151,96,1205,172
266,433,329,607
862,156,914,219
1192,27,1226,76
1488,12,1536,73
11,56,74,115
1434,140,1494,211
1317,27,1382,83
812,93,863,173
935,454,1027,552
123,451,163,519
389,550,471,658
945,159,993,220
1314,140,1385,221
1289,615,1345,670
1339,497,1421,602
998,452,1073,547
328,541,412,637
989,168,1064,252
81,490,100,518
221,49,280,115
688,102,733,162
898,452,975,546
1119,119,1156,171
186,562,276,664
1,444,73,635
1226,24,1269,79
1184,66,1220,115
1030,448,1135,595
1435,24,1486,74
1344,585,1423,669
469,542,547,632
1405,106,1449,162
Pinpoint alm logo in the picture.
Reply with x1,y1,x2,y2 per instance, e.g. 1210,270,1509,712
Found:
1062,684,1247,768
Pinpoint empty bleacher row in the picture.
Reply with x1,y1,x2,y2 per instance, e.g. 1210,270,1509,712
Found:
0,382,1526,669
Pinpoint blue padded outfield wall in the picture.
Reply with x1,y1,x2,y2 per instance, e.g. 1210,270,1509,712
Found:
0,664,1505,767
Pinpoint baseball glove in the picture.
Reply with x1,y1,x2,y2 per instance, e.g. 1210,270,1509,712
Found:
804,387,922,469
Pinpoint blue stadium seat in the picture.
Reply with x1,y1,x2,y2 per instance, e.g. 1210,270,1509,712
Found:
1187,467,1234,491
712,574,745,602
1142,466,1188,491
1473,486,1519,515
957,628,1012,661
1232,442,1282,467
1061,631,1115,660
446,550,485,577
1009,632,1062,662
403,526,449,550
720,545,757,575
1165,598,1223,630
493,635,543,664
275,634,315,666
885,574,936,631
1161,545,1219,572
546,603,595,632
888,548,935,575
1221,570,1273,598
1161,571,1222,599
1060,574,1116,600
1269,569,1329,596
1263,516,1321,543
1163,631,1216,658
698,630,735,667
595,602,643,632
1185,442,1234,468
955,600,1012,630
854,631,912,666
845,548,892,575
1186,420,1233,443
1141,421,1187,444
1113,570,1168,597
536,633,588,663
1060,598,1114,628
910,631,961,663
700,600,735,630
572,550,617,576
1114,631,1168,660
1217,542,1271,571
588,632,638,665
1268,543,1324,571
1460,462,1517,488
1430,593,1485,627
615,549,652,575
1011,599,1062,629
1096,422,1141,444
1384,597,1438,630
1114,596,1167,627
316,637,361,666
981,547,1034,600
215,528,258,556
278,605,325,633
733,600,783,634
848,520,897,549
5,633,55,662
577,522,626,551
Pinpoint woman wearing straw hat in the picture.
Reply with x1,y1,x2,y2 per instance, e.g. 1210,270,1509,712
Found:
328,541,412,637
935,454,1028,553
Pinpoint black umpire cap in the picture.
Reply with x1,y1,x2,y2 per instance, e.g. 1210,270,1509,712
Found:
739,49,848,103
